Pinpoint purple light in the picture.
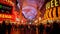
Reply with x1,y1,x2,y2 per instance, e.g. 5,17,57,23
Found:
22,6,37,20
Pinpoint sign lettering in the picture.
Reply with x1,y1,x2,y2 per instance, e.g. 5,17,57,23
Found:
44,6,60,19
46,0,60,9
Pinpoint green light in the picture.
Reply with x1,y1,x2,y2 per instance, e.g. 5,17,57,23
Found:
0,5,2,8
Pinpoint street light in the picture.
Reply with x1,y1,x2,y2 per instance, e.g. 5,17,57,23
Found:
35,20,37,23
39,17,41,21
22,20,23,23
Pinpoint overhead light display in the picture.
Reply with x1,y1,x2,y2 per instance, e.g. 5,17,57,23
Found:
22,6,37,20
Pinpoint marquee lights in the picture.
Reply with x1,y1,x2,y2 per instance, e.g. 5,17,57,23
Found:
58,7,60,17
44,9,49,19
44,6,60,19
49,8,52,18
53,7,56,18
43,0,60,23
0,14,12,18
0,0,17,22
44,0,60,20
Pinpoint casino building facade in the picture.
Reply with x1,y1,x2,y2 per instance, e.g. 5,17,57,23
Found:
41,0,60,23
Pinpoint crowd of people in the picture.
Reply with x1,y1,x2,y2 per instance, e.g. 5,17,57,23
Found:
38,21,60,34
0,20,11,34
0,20,36,34
0,20,60,34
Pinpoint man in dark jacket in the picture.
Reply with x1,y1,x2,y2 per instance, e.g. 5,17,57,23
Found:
7,23,12,34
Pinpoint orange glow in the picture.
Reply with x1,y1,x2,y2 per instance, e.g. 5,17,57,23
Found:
49,8,52,18
44,14,46,19
0,0,17,22
58,6,60,17
53,7,56,18
44,6,60,20
44,9,50,19
0,14,12,18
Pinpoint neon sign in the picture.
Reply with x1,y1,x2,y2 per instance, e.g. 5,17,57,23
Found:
46,0,60,9
0,3,12,14
44,6,60,19
0,14,12,18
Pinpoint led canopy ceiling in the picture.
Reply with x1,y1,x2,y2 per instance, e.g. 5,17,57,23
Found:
22,6,37,20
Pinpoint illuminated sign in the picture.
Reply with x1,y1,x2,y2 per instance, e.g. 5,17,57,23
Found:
0,14,12,18
46,0,60,9
0,3,12,14
44,6,60,19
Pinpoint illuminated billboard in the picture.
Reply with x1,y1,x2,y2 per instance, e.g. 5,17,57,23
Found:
0,1,17,22
0,3,12,14
44,0,60,20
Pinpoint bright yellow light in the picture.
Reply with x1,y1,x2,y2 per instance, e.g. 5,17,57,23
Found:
45,9,49,19
39,17,41,21
53,7,56,18
0,14,12,18
55,0,59,6
35,20,38,23
49,8,52,18
58,6,60,17
51,0,54,7
46,2,50,9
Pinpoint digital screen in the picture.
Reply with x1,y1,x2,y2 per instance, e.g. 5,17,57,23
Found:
0,3,12,14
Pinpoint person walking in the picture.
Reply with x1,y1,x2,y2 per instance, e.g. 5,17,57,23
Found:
1,21,6,34
38,23,44,34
